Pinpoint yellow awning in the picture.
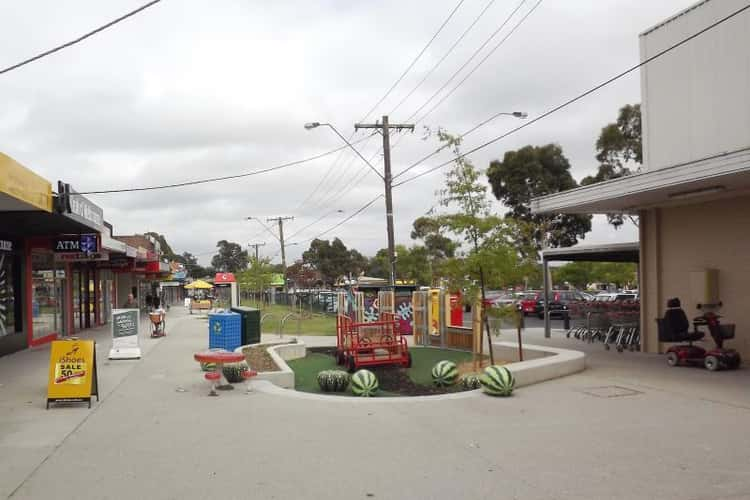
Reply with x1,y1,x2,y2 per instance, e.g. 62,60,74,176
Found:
184,279,213,289
0,153,53,212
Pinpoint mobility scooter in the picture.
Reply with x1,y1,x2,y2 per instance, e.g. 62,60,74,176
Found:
657,298,741,371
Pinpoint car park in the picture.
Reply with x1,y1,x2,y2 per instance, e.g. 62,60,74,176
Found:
536,290,588,319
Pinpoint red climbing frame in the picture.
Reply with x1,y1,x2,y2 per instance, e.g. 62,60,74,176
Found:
336,312,411,372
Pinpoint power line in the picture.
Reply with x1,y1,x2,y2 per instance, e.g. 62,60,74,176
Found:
357,0,466,124
296,0,466,213
78,134,373,194
291,194,384,244
414,0,543,125
285,208,345,241
394,2,750,188
0,0,163,76
388,0,498,115
403,0,528,123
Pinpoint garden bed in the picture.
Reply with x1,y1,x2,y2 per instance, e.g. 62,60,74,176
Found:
287,347,488,397
241,344,281,372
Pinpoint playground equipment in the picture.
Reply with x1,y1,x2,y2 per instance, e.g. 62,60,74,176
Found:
335,291,412,372
149,309,166,338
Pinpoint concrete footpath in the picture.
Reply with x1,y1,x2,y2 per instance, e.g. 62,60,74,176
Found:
2,308,750,499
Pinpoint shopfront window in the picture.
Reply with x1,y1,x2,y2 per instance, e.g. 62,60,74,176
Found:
0,252,16,337
31,251,62,340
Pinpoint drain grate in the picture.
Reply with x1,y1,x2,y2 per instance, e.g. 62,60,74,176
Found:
579,385,643,398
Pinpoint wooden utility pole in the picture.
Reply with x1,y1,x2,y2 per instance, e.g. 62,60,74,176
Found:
248,242,266,262
354,115,414,287
267,216,294,292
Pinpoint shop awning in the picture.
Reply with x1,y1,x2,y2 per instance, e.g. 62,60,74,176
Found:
0,210,101,237
531,148,750,215
0,153,52,212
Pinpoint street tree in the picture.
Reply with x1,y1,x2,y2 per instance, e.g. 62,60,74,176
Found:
302,238,363,286
210,240,249,273
581,103,642,228
486,144,592,252
175,251,209,279
236,256,274,306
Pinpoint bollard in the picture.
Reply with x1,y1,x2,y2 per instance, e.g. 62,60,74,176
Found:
563,311,571,330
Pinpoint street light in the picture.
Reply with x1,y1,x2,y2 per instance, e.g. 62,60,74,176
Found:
303,122,383,180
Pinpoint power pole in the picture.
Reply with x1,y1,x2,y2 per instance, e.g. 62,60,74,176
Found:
248,242,266,262
354,115,414,288
267,216,294,291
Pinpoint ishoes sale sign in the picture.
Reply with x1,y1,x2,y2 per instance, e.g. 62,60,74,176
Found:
47,339,99,409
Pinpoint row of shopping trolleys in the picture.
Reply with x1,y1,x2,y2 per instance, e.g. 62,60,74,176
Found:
566,309,641,352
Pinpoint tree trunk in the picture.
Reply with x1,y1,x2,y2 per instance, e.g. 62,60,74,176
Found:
479,265,495,365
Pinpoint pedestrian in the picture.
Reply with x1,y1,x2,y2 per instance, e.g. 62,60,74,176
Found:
153,294,161,311
145,293,153,310
124,293,137,308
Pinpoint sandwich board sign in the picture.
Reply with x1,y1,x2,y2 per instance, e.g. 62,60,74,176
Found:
109,309,142,360
47,339,99,409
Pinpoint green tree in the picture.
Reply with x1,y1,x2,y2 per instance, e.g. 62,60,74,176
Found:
302,238,362,286
554,261,638,289
428,129,530,363
369,245,433,285
581,103,642,228
145,232,176,260
236,257,274,306
486,144,592,251
210,240,249,273
175,251,209,279
410,216,457,259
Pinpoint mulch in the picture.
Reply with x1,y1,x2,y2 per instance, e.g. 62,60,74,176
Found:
309,347,469,397
242,345,280,372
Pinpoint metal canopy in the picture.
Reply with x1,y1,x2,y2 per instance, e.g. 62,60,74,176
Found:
0,210,96,237
542,242,640,263
541,242,640,338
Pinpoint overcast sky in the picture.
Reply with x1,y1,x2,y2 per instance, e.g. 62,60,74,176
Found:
1,0,694,265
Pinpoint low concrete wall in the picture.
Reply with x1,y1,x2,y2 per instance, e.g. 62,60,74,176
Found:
497,341,585,388
235,341,306,389
255,341,585,398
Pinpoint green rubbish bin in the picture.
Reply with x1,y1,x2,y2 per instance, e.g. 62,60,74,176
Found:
231,306,261,345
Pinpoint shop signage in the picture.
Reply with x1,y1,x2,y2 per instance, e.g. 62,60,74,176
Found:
54,251,109,262
47,339,99,409
53,234,99,254
61,185,104,232
109,309,142,360
429,289,441,336
0,240,12,252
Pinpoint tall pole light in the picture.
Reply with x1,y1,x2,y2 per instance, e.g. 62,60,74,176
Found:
306,118,413,288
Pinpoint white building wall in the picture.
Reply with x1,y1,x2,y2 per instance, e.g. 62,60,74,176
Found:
640,0,750,171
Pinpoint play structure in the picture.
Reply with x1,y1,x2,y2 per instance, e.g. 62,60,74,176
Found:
335,291,411,372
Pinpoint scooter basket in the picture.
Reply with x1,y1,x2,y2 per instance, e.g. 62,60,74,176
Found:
718,324,735,339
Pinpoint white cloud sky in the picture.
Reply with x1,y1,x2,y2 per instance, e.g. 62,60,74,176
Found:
0,0,693,265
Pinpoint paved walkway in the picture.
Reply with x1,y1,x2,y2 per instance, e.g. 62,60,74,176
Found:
1,308,749,499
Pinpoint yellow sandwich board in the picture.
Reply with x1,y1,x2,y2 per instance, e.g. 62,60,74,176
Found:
47,339,99,409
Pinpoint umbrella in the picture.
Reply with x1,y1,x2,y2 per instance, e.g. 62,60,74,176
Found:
184,279,213,289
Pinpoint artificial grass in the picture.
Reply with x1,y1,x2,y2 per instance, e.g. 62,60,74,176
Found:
241,303,337,336
287,347,480,395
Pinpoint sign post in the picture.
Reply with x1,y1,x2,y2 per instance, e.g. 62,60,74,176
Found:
47,339,99,409
109,309,142,360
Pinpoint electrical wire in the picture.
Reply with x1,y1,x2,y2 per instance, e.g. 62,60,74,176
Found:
357,0,466,124
285,208,346,241
403,0,528,123
388,0,498,115
78,134,373,194
0,0,163,76
393,1,750,188
291,194,384,244
414,0,543,125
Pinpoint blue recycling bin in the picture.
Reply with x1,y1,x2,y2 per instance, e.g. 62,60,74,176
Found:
208,312,242,352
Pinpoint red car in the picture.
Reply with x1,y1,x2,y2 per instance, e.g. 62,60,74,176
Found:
518,291,541,316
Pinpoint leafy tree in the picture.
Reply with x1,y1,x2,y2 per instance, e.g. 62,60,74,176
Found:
554,261,637,289
410,216,457,260
145,232,176,260
369,245,433,285
210,240,249,273
486,144,592,251
236,257,274,306
286,260,321,289
175,251,209,279
302,238,362,286
581,103,642,228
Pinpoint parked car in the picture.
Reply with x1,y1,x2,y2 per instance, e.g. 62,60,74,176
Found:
593,292,638,302
536,290,588,319
518,291,541,316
